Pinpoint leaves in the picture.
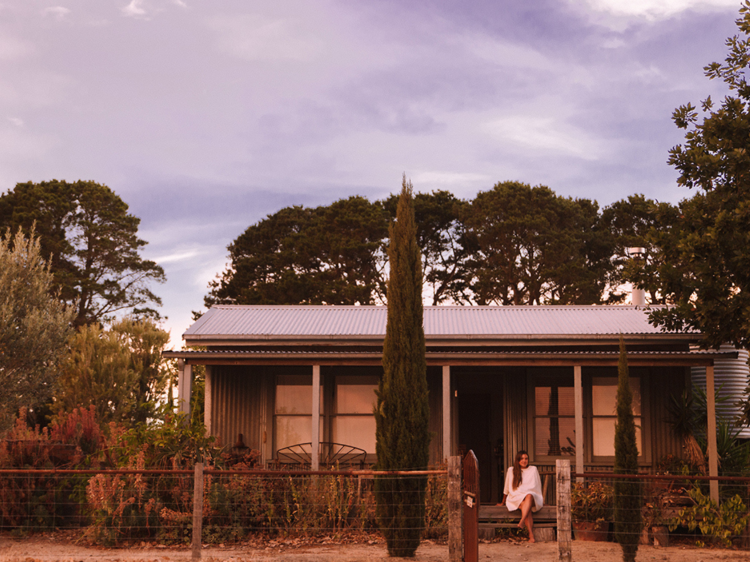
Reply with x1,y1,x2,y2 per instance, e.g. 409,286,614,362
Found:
0,180,165,327
0,227,74,432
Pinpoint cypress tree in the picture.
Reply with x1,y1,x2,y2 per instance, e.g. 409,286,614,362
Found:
374,177,430,557
614,336,641,562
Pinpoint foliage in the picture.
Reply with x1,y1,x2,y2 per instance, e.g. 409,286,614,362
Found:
375,178,430,557
382,190,474,305
101,412,218,470
206,196,388,307
464,181,614,305
0,408,102,530
643,2,750,352
84,455,161,545
571,481,614,522
54,323,137,426
599,194,680,304
666,385,750,483
0,227,75,432
0,180,165,326
614,337,641,562
54,318,171,428
110,318,171,424
669,486,750,547
203,183,674,309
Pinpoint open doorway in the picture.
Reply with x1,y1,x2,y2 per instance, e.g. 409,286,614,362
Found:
457,371,504,504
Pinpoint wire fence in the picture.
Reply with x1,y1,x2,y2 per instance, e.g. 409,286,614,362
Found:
570,471,750,549
0,467,449,547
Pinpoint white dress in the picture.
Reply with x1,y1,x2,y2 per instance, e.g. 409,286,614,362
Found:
503,466,544,512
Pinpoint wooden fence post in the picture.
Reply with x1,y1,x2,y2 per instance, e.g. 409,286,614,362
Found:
192,462,204,561
556,459,572,562
463,451,479,562
448,456,462,562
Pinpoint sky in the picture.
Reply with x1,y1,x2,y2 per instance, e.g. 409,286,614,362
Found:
0,0,745,348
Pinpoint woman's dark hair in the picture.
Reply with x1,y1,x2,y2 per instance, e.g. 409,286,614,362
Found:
512,450,529,490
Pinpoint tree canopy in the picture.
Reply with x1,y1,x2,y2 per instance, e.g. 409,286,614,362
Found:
0,180,165,327
465,181,614,305
206,196,388,307
204,184,678,310
0,227,74,432
644,2,750,349
54,318,171,426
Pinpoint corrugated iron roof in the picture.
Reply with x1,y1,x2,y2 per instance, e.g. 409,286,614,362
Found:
184,305,695,339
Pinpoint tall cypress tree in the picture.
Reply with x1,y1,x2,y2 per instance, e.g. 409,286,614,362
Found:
614,337,641,562
374,177,430,557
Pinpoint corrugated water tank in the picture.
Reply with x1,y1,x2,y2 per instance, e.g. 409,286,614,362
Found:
691,345,750,439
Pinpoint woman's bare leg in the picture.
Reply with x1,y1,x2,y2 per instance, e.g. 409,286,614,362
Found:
517,494,536,542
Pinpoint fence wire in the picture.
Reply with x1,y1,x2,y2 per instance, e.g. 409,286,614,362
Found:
571,471,750,548
0,468,449,546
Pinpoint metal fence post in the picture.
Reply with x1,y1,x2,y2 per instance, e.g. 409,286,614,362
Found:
192,462,204,560
448,456,462,562
556,459,572,562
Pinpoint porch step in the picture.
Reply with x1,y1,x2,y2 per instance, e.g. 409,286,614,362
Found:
479,504,557,522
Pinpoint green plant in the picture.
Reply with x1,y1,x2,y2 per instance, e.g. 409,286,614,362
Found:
571,482,613,523
374,178,430,557
614,337,641,562
668,486,750,547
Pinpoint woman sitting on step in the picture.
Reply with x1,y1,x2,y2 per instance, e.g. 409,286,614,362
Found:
498,450,544,543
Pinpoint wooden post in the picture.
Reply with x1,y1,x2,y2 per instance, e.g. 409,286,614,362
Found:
706,364,719,503
311,365,321,470
574,366,584,483
443,366,451,462
448,456,462,562
178,360,193,416
204,365,212,435
192,462,204,560
556,459,572,562
463,451,479,562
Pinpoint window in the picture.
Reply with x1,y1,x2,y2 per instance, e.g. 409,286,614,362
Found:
331,375,378,454
274,375,322,452
533,379,576,457
591,376,642,457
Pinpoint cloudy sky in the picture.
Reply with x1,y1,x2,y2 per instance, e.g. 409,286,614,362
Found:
0,0,744,347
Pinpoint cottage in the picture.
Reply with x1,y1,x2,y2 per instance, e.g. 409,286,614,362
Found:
164,304,733,503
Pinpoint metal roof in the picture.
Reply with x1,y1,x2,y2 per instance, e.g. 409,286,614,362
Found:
184,305,696,340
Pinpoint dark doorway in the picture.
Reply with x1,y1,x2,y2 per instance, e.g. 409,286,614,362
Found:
458,391,493,503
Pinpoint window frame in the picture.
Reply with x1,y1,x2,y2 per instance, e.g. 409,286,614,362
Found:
584,367,651,465
527,369,577,463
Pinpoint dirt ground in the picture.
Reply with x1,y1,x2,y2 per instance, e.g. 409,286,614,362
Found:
1,536,749,562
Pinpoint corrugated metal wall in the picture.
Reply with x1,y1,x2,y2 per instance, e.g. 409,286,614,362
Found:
649,366,687,462
210,365,268,451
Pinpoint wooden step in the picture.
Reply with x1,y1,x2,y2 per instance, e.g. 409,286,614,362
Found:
479,504,557,522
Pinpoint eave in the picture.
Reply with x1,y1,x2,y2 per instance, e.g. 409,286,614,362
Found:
162,349,735,368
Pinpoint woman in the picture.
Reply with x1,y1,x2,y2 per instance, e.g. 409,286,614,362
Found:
499,450,543,542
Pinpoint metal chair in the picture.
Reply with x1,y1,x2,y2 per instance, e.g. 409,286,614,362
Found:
275,442,368,469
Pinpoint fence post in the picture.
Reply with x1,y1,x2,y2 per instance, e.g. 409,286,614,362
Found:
192,462,204,561
462,451,479,562
448,456,462,562
556,459,572,562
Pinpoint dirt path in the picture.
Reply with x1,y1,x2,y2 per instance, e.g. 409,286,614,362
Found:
0,537,748,562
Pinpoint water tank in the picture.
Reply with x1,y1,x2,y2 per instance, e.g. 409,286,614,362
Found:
691,345,750,439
